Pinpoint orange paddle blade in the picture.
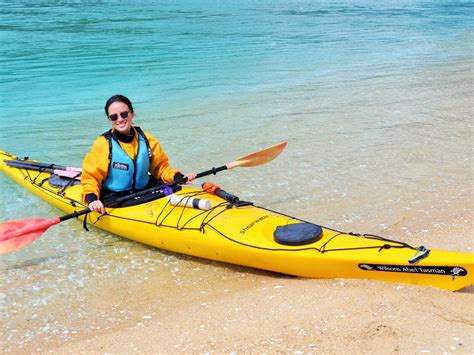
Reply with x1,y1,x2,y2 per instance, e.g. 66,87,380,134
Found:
226,141,287,169
0,217,60,254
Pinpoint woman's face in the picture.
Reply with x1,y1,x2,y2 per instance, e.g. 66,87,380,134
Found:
107,101,134,135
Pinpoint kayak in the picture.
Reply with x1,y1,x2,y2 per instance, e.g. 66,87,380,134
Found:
0,150,472,291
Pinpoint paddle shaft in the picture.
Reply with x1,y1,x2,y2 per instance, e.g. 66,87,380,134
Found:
58,208,91,222
5,159,70,171
173,165,228,185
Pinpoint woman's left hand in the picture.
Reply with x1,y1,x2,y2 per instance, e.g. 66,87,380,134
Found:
185,172,197,184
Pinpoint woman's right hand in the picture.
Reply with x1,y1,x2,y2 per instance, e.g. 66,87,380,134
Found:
185,172,197,184
88,200,105,214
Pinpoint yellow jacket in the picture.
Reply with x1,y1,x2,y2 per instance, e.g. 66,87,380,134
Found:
81,128,180,201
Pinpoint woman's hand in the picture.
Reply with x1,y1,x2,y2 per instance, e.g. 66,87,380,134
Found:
88,200,105,214
185,172,197,184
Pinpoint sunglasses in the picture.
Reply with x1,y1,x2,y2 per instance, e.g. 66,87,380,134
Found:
108,111,130,121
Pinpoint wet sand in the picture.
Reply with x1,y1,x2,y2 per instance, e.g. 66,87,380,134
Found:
14,210,471,354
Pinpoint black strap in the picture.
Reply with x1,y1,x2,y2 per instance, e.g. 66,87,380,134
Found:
101,129,114,162
82,213,89,231
134,126,152,160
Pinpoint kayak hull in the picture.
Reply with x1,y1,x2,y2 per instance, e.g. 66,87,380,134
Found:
1,151,472,291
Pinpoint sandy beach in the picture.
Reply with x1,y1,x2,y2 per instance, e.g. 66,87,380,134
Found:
56,282,473,354
6,209,470,354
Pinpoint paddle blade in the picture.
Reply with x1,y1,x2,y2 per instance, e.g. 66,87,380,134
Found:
0,217,60,254
227,141,287,169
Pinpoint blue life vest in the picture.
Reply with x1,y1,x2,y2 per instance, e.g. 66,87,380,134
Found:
102,127,152,192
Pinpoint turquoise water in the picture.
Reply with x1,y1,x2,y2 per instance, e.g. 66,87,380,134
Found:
1,1,473,351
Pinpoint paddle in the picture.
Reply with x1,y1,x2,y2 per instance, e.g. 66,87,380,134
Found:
0,141,287,254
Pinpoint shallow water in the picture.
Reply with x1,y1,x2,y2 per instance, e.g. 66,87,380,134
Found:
1,1,473,351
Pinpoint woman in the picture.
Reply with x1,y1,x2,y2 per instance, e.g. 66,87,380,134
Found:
82,95,196,213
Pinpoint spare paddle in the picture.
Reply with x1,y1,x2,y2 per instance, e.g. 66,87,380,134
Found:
4,159,82,172
5,160,82,180
0,141,287,254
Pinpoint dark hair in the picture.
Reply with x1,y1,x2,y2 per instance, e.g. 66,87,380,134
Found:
104,95,134,116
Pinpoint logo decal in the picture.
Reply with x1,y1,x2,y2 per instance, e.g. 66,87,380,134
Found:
451,267,465,277
240,215,269,235
358,264,468,277
112,162,129,171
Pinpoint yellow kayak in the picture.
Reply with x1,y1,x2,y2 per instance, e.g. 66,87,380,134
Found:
1,150,472,291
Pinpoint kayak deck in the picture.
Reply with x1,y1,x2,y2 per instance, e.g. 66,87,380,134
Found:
1,151,473,291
